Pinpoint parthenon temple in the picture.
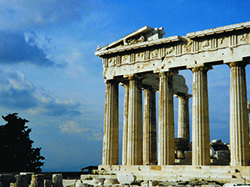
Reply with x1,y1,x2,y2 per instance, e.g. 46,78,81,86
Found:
95,21,250,181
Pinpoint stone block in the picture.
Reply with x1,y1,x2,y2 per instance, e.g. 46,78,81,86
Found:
103,178,119,185
74,180,89,187
30,175,45,187
214,150,230,160
44,180,52,187
141,180,158,187
75,180,83,187
184,151,192,161
117,174,136,185
14,175,30,187
176,150,184,159
52,174,63,187
90,178,105,185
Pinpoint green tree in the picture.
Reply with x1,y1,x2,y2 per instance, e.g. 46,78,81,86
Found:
0,113,45,172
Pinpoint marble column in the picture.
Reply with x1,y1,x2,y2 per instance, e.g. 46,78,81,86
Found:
121,81,129,165
143,86,157,165
192,66,211,166
30,175,45,187
102,79,119,165
127,75,143,165
158,71,176,165
229,62,250,166
177,94,191,142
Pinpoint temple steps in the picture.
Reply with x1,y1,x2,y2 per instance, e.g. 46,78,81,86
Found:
98,165,250,183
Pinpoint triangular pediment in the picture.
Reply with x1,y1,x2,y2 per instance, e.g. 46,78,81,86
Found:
97,26,165,51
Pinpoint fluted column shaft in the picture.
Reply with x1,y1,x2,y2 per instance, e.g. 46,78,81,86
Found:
122,82,129,165
177,94,191,142
127,76,143,165
158,71,176,165
192,66,210,166
229,62,250,166
102,80,119,165
143,86,157,165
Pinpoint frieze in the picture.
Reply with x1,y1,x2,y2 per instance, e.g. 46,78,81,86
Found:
150,49,159,59
103,58,108,67
116,56,121,66
97,21,250,80
211,38,217,49
135,52,145,61
183,39,193,53
165,46,175,56
105,32,250,68
230,35,237,46
217,36,229,48
176,44,182,55
201,39,210,49
238,33,249,45
159,48,165,58
145,50,150,60
193,41,199,51
130,53,135,63
108,57,116,67
122,55,130,64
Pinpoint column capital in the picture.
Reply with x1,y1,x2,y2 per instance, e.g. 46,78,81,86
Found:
175,93,192,99
228,61,248,68
142,84,157,92
105,78,119,84
191,65,212,73
128,74,146,81
159,70,178,77
119,79,129,86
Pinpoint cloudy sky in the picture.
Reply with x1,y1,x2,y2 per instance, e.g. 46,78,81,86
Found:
0,0,250,171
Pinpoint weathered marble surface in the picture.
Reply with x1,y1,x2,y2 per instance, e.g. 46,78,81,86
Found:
97,21,250,169
117,174,136,185
96,21,250,81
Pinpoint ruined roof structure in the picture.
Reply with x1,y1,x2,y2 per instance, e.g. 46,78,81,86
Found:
95,21,250,183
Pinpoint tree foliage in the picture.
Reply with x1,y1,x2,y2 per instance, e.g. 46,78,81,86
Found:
0,113,45,172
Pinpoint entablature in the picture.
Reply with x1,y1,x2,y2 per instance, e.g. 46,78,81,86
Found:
96,21,250,80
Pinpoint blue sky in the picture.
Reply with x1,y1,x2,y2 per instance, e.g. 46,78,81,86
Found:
0,0,250,171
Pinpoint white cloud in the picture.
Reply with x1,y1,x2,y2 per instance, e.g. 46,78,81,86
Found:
60,121,90,134
0,69,81,116
60,120,102,141
0,0,104,31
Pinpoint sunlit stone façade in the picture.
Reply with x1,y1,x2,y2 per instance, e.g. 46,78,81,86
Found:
95,21,250,181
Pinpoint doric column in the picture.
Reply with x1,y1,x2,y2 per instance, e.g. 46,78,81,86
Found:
30,175,45,187
177,94,192,142
158,71,177,165
229,62,250,166
127,75,143,165
121,81,129,165
192,66,211,166
102,79,119,165
143,85,157,165
15,174,30,187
